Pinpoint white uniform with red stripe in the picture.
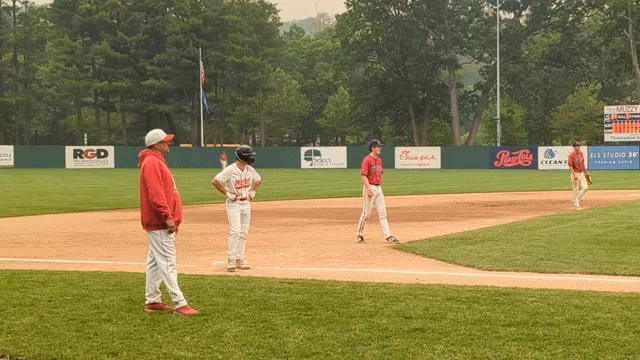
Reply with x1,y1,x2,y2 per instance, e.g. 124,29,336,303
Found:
214,162,262,262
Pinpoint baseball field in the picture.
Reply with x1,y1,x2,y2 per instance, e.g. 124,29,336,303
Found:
2,169,640,359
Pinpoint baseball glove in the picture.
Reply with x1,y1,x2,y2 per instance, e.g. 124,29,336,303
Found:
585,173,593,185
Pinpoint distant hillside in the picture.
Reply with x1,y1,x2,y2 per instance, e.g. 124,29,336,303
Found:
280,17,317,35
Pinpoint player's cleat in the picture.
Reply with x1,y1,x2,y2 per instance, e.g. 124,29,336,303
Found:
144,302,173,312
356,236,365,244
174,305,198,316
576,207,583,211
236,259,250,270
385,236,400,244
227,259,236,272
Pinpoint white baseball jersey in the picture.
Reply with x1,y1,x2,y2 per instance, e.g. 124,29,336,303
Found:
214,163,262,200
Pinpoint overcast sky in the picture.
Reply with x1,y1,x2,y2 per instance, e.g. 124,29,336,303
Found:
30,0,347,22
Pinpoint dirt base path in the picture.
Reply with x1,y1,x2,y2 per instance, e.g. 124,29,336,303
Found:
2,190,640,292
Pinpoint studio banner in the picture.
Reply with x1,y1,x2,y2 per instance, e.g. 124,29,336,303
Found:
588,146,640,170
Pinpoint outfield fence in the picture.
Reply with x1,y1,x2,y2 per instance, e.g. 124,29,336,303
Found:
0,145,638,170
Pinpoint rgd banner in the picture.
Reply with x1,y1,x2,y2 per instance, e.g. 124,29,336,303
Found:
588,146,640,169
490,146,537,169
394,147,441,169
65,146,115,169
0,145,14,168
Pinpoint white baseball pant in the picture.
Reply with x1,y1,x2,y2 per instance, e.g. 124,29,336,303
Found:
571,173,588,208
356,185,392,238
226,199,251,261
145,230,187,308
221,161,228,168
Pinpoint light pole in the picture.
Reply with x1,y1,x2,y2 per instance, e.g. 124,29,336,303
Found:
496,0,501,146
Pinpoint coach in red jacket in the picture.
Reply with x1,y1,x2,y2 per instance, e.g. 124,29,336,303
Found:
138,129,198,316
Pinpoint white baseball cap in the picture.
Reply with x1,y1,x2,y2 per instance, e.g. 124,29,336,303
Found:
145,129,175,147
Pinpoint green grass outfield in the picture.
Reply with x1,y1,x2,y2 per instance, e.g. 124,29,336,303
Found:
397,200,640,276
3,169,640,359
2,168,638,217
2,270,640,360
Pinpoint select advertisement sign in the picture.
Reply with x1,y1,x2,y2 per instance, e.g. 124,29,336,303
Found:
300,147,347,168
394,147,441,169
538,146,589,170
65,146,115,169
0,145,14,168
588,146,640,169
490,146,538,169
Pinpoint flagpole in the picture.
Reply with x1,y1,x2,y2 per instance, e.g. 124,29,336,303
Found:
199,47,204,147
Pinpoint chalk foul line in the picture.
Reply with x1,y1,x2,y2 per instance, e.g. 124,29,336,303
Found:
256,266,640,283
0,258,197,267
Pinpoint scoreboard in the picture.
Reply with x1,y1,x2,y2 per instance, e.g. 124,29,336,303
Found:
604,105,640,142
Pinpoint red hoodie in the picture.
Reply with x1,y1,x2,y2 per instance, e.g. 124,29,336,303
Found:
138,149,183,230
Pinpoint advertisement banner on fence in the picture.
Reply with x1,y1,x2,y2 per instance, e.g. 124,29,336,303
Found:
65,146,115,169
490,146,538,169
394,147,441,169
538,146,589,170
0,145,14,168
300,147,347,168
588,146,640,169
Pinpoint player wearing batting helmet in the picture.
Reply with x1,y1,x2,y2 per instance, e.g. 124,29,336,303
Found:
211,144,262,271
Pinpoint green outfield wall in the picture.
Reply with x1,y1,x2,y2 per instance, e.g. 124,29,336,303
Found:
1,145,639,170
441,146,491,169
14,146,65,168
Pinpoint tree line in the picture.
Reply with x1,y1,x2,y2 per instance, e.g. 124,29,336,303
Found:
0,0,638,147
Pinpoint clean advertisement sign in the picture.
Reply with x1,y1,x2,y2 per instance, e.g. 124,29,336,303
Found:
538,146,589,170
300,147,347,168
588,146,640,169
0,145,14,168
65,146,115,169
394,147,441,169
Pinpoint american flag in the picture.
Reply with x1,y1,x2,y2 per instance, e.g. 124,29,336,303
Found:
200,60,206,83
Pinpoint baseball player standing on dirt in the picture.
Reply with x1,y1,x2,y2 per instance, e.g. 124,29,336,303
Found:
568,141,590,211
220,151,228,169
138,129,198,316
211,145,262,272
356,139,399,244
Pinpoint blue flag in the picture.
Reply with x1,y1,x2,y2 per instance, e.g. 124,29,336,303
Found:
202,90,211,115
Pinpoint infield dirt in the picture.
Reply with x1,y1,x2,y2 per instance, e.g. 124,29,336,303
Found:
2,190,639,292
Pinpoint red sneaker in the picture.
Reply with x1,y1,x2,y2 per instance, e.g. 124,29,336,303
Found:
144,302,173,312
174,305,198,316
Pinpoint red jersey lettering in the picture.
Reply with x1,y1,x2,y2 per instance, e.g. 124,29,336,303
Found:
361,155,383,185
235,178,251,190
568,151,585,172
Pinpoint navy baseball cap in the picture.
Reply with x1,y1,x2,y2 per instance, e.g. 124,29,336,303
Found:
368,139,382,151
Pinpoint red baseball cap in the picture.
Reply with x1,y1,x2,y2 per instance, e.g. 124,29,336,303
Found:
572,141,581,147
145,129,175,146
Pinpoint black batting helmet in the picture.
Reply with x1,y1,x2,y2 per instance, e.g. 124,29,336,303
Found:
235,145,256,164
